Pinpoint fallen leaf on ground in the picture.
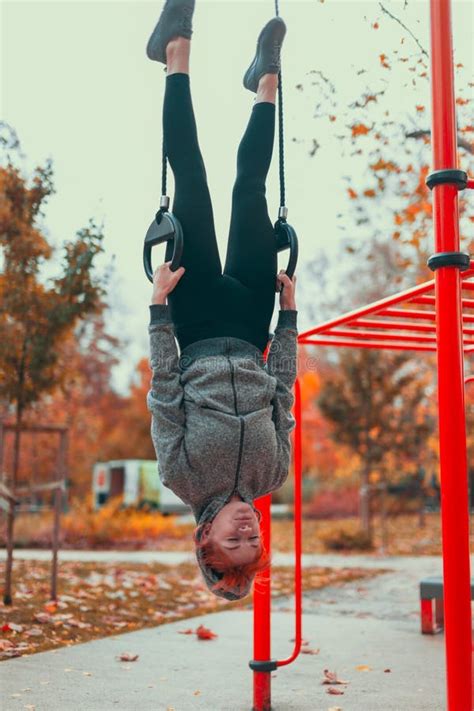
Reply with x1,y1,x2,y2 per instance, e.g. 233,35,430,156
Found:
196,625,217,640
178,628,194,635
355,664,372,672
64,617,90,629
3,622,23,633
301,647,320,655
384,668,391,673
0,558,380,659
322,669,349,685
33,613,52,624
327,687,345,695
25,628,43,637
2,648,24,658
117,653,139,662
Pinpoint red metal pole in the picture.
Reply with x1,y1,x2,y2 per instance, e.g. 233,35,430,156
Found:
429,2,472,709
252,493,272,711
277,377,303,668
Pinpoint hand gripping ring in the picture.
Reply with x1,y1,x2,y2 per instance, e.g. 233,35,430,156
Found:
143,210,184,283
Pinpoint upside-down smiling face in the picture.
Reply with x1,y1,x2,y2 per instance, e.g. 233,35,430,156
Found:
200,496,262,567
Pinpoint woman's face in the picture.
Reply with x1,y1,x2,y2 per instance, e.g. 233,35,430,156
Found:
201,499,261,567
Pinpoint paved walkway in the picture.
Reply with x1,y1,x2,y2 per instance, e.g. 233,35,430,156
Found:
0,552,451,710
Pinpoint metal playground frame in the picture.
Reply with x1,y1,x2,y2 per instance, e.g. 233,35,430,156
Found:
251,1,473,709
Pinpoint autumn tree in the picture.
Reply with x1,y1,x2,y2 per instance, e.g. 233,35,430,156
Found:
318,348,433,537
0,137,105,488
298,3,473,290
28,311,126,495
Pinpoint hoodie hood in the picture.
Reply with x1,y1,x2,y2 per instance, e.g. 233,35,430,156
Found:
195,546,253,601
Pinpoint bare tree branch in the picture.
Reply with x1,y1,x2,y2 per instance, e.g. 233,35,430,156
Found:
406,129,474,154
379,2,428,56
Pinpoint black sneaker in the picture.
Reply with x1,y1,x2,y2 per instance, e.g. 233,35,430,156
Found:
243,17,287,93
146,0,195,64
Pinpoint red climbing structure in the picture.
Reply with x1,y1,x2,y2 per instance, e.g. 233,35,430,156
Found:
251,0,473,709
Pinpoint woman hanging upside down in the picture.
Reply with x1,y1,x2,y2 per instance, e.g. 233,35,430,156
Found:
146,0,297,600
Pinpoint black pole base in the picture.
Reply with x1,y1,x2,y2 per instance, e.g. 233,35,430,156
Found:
249,659,278,672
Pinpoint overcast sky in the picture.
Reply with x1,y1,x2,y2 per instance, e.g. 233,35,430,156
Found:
1,0,472,390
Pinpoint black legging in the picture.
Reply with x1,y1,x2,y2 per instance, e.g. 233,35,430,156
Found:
163,73,277,353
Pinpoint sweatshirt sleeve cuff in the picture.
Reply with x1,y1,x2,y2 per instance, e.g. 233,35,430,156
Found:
277,309,298,331
149,303,172,325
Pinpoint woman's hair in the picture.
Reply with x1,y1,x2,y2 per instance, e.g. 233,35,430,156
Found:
194,525,271,597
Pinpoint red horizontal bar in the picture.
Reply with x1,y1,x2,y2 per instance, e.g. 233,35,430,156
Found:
349,319,474,338
351,318,438,333
461,282,474,291
412,295,474,309
410,296,436,306
467,178,474,189
327,328,437,344
377,308,437,321
299,337,437,352
378,309,474,324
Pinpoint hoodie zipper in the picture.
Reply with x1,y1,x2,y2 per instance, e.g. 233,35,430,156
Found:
228,357,238,415
233,417,245,491
227,355,245,490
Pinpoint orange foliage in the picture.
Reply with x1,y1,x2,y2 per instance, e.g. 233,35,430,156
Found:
370,159,399,173
60,494,184,547
297,349,350,481
351,124,371,137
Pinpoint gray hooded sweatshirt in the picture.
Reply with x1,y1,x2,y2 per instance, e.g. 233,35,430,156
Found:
147,304,298,599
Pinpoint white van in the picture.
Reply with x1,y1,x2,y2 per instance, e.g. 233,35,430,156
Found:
92,460,189,515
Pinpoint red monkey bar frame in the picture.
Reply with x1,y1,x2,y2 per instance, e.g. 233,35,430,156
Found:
251,1,473,709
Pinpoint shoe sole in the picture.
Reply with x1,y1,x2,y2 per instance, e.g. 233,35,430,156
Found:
243,17,286,93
